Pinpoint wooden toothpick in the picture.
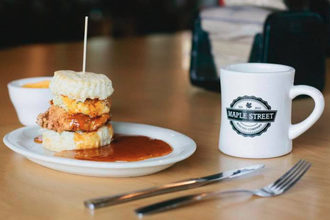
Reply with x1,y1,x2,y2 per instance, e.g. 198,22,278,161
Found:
82,16,88,73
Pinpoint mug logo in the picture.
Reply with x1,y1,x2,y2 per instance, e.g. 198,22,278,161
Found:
226,96,277,137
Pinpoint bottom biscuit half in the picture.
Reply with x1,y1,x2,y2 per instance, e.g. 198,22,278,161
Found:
41,123,114,152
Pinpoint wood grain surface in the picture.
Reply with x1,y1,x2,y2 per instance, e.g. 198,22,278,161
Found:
0,32,329,220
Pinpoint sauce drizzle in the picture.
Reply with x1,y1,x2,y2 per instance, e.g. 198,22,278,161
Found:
55,135,173,162
34,136,43,144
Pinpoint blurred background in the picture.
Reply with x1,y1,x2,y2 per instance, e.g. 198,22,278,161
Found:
0,0,329,92
0,0,200,47
0,0,328,47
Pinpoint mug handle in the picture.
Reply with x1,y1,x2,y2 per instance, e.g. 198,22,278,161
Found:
289,85,325,139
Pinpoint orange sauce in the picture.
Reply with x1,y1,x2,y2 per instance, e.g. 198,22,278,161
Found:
34,136,42,144
71,113,110,131
22,80,50,88
56,135,173,162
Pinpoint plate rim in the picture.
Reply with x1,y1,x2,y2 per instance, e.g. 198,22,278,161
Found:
3,121,197,168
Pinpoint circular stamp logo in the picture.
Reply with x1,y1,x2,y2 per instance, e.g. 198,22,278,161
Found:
226,96,277,137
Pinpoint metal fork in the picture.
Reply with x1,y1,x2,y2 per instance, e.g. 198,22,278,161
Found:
135,160,311,216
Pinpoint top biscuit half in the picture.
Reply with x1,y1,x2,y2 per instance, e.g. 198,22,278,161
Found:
50,70,114,102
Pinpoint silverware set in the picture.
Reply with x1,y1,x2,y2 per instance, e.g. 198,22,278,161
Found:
84,164,264,209
84,160,311,217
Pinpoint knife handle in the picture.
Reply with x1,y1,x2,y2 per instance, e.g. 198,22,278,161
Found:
84,180,206,209
135,193,203,216
135,190,254,216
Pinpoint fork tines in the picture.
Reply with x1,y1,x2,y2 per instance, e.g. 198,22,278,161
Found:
269,159,312,194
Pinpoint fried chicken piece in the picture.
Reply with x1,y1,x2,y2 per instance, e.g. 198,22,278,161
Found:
37,105,110,132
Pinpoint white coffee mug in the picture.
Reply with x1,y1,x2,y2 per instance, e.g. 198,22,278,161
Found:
219,63,324,158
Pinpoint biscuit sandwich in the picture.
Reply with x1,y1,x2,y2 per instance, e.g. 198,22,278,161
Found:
37,70,114,152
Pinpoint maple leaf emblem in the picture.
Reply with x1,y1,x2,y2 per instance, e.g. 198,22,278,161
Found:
246,102,252,108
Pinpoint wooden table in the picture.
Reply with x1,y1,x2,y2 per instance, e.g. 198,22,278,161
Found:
0,32,329,219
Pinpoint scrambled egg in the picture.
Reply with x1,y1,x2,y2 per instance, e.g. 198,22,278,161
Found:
53,95,110,117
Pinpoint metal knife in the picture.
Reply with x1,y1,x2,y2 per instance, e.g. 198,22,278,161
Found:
84,164,264,210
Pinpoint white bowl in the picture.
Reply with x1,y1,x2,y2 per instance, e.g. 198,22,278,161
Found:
8,77,52,126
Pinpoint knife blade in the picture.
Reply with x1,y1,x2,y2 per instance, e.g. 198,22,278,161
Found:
84,164,264,210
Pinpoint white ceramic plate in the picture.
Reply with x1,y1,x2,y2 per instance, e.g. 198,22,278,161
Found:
3,122,196,177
